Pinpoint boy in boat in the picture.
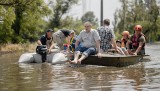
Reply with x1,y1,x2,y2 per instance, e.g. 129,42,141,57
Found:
69,22,101,64
126,25,146,55
37,29,55,54
97,19,121,54
52,29,75,50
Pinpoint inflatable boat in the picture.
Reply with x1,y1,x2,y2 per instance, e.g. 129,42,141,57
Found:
18,45,73,64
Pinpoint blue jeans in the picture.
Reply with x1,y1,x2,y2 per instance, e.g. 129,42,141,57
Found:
75,45,96,57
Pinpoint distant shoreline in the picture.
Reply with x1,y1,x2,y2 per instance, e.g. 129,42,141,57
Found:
0,43,36,54
0,41,159,55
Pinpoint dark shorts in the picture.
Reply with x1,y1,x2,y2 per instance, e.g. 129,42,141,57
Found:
75,45,96,57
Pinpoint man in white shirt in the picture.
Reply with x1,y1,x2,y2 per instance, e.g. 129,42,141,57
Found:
69,22,102,64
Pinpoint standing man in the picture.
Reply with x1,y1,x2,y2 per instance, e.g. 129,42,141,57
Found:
52,29,75,50
69,22,101,64
37,29,55,53
126,25,146,55
97,19,120,53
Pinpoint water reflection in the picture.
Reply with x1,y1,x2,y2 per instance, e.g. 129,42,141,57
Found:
0,44,160,91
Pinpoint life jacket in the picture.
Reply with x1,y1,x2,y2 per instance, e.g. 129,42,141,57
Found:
131,33,145,49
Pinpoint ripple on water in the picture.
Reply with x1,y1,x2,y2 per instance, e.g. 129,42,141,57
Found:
0,44,160,91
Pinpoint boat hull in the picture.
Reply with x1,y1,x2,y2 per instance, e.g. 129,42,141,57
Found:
81,54,148,67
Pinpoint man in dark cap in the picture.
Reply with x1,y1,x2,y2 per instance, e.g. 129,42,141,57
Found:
37,29,55,53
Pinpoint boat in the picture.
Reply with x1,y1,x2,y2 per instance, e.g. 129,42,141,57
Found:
18,45,150,67
81,53,150,67
18,48,73,64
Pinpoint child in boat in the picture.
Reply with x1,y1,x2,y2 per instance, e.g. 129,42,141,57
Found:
116,40,121,47
116,40,125,55
121,31,130,55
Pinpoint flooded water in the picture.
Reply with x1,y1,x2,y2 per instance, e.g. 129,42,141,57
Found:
0,43,160,91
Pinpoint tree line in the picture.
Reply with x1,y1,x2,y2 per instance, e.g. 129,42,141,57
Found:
113,0,160,42
0,0,159,44
0,0,98,44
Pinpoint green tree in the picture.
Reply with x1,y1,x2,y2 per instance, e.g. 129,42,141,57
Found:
0,0,51,43
0,6,15,43
49,0,79,29
114,0,160,41
81,11,98,26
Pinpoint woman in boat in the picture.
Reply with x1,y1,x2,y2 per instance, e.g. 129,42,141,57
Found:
120,31,130,55
126,25,146,55
37,29,55,54
52,29,75,50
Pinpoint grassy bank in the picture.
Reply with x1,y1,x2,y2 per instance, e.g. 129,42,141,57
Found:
0,43,37,53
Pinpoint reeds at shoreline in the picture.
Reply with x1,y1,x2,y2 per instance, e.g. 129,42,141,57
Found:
0,43,37,53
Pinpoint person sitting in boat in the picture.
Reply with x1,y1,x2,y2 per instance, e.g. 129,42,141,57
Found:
116,40,122,48
126,25,146,55
115,40,125,55
52,29,75,50
120,31,131,55
69,22,101,64
37,29,55,54
97,18,121,54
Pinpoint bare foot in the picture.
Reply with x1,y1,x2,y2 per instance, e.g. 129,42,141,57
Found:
69,60,78,64
77,60,81,64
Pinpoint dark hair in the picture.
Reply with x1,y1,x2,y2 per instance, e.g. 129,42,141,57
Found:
103,19,110,25
46,29,54,32
116,40,121,44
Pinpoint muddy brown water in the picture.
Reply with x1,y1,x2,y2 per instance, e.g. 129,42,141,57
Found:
0,43,160,91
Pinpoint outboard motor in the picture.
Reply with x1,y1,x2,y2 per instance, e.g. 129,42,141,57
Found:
36,45,47,62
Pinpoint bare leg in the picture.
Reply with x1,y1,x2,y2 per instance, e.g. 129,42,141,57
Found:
69,51,80,64
117,47,125,55
124,50,129,55
121,47,129,55
77,54,87,64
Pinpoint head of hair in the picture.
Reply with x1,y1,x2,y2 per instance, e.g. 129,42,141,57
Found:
84,22,92,27
103,19,110,26
116,40,121,44
46,29,54,32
